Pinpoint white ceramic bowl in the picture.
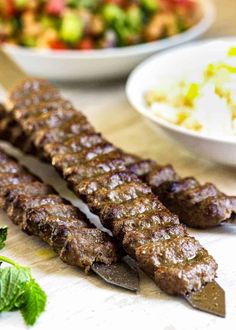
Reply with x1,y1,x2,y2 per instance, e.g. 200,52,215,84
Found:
3,0,214,81
126,38,236,166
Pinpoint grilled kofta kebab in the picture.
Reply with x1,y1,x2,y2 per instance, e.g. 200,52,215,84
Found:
0,148,139,291
0,148,116,269
126,159,236,228
1,79,221,304
1,97,236,229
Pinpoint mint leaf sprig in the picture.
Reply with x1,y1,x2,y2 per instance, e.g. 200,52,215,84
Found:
0,228,47,326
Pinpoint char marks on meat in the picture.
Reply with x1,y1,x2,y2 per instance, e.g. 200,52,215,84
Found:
126,157,236,228
0,148,117,271
2,78,218,295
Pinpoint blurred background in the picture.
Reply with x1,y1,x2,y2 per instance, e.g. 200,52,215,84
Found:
0,0,226,80
205,0,235,37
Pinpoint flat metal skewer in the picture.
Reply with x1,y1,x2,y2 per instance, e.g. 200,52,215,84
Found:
92,262,139,292
0,47,226,315
185,281,225,317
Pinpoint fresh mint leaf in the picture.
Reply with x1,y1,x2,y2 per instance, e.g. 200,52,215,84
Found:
21,278,47,326
0,227,8,250
0,266,30,311
0,256,47,326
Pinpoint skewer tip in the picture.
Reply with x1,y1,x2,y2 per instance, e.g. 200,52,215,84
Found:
92,262,139,292
185,281,225,318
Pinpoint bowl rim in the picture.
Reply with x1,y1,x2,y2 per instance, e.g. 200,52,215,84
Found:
3,0,214,60
126,36,236,145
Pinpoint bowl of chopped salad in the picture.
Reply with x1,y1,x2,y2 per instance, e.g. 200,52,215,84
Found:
0,0,214,80
126,38,236,166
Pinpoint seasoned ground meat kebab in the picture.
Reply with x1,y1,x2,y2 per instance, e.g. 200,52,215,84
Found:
0,147,139,291
0,78,225,317
126,158,236,228
1,101,235,229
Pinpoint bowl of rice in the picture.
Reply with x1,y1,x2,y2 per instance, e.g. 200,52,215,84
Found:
126,38,236,166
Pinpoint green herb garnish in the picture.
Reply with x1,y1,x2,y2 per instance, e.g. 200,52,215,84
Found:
0,231,47,326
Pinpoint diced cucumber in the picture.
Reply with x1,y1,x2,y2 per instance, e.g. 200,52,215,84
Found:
126,6,143,31
102,4,125,25
141,0,159,13
21,36,37,47
14,0,27,9
60,12,83,44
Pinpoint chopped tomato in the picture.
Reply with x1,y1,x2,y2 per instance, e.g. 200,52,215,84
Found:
45,0,65,16
0,0,15,17
165,0,196,9
49,40,67,50
77,38,94,50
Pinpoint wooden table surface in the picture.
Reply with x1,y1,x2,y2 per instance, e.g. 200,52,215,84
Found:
1,1,236,329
